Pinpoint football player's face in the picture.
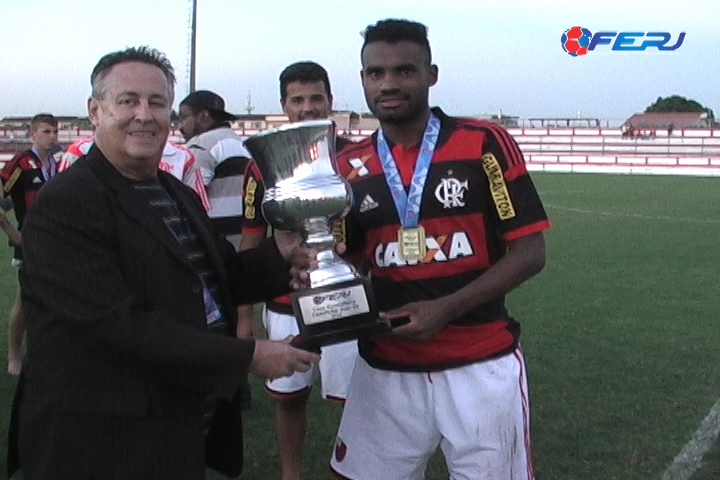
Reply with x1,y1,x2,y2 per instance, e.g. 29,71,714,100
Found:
281,81,333,123
361,41,437,125
31,122,59,151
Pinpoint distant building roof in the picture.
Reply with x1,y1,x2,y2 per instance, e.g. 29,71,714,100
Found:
527,118,600,127
623,112,710,129
1,116,81,122
475,114,521,127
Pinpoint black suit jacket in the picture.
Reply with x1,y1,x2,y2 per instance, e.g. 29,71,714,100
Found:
7,146,290,479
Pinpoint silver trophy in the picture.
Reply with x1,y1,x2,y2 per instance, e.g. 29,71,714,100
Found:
244,120,388,350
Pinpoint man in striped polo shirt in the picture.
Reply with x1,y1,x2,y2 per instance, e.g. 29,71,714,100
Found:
179,90,250,250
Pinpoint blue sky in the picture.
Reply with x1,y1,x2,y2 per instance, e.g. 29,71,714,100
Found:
0,0,716,123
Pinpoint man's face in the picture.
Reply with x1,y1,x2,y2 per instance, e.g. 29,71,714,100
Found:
88,61,172,167
178,104,206,141
361,41,438,124
281,80,332,122
30,122,59,151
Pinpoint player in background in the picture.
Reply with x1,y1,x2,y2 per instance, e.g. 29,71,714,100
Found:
178,90,250,249
239,61,357,480
1,114,62,375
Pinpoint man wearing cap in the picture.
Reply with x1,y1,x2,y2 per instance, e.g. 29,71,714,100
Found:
179,90,250,250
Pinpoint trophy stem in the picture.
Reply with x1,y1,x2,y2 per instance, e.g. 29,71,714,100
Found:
302,217,357,287
303,217,336,255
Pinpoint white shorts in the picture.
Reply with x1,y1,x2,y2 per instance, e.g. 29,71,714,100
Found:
263,306,358,401
330,349,534,480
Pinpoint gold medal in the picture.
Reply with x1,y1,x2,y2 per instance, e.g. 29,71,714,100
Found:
398,226,427,262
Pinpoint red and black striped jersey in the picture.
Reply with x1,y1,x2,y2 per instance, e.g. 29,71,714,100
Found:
242,136,354,314
337,108,550,371
1,149,59,260
1,149,53,228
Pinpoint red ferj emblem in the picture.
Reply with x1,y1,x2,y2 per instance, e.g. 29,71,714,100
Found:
334,438,347,462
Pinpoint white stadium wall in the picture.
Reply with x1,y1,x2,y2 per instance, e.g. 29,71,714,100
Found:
1,126,720,177
506,127,720,177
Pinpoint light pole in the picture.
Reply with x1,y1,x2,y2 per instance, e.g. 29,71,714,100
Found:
189,0,197,93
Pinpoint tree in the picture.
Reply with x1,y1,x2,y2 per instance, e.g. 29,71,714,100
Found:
645,95,715,122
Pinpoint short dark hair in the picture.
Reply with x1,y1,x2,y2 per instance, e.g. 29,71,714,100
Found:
279,62,332,101
361,19,432,62
90,46,176,99
30,114,57,130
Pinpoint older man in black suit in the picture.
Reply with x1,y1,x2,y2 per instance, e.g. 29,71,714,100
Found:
7,46,320,480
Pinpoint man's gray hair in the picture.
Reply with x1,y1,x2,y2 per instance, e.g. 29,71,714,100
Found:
91,46,176,99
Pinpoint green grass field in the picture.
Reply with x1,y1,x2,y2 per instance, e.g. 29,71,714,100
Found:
1,172,720,480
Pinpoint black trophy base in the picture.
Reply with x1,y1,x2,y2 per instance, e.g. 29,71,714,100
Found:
290,278,390,352
290,318,390,352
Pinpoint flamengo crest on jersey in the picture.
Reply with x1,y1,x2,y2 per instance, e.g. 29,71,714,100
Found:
434,177,469,209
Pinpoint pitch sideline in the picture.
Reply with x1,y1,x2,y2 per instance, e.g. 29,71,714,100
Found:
660,397,720,480
544,203,720,225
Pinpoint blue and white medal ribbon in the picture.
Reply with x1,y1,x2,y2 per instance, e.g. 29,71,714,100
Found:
377,113,440,260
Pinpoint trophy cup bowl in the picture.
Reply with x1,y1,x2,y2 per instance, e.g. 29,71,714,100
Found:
244,120,389,350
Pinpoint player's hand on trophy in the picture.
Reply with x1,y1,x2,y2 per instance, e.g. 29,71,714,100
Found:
275,230,347,289
287,243,348,289
250,337,321,380
381,298,453,342
272,230,315,288
273,230,305,260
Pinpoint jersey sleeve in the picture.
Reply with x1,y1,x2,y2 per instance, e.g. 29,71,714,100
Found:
59,138,94,172
1,154,28,228
1,153,24,198
180,150,211,211
187,143,217,186
241,160,267,234
480,124,550,241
